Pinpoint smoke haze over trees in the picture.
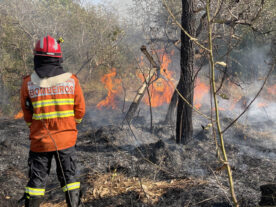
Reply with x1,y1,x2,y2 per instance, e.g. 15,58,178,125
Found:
0,0,276,206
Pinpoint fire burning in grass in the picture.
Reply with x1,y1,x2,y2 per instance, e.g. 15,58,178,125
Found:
257,102,268,108
96,68,122,110
194,79,209,109
267,84,276,96
138,50,175,107
95,51,275,113
14,111,23,119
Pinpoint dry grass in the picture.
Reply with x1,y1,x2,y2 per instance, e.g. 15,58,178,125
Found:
41,172,206,206
41,202,66,207
84,172,206,204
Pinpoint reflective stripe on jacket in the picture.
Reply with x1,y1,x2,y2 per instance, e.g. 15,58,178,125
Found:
20,72,85,152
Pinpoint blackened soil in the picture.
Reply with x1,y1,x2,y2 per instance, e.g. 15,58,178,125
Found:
0,115,275,207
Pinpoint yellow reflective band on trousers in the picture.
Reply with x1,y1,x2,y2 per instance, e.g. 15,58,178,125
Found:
62,182,80,192
25,187,45,196
33,110,74,120
32,99,74,108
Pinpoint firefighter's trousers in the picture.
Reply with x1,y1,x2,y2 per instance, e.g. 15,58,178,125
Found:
25,146,80,201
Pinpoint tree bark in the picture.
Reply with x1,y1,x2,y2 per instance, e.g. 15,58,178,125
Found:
164,89,178,123
176,0,195,144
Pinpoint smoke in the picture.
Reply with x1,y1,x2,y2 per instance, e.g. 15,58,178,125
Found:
242,98,276,140
87,107,125,127
243,45,271,78
86,0,134,19
87,102,170,128
0,79,10,115
189,43,276,161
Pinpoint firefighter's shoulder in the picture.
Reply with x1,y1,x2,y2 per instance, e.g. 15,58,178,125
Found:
72,73,80,79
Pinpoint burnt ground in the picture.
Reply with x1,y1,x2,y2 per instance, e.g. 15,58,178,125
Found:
0,109,275,207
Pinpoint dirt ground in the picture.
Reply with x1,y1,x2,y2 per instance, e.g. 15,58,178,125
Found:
0,109,275,207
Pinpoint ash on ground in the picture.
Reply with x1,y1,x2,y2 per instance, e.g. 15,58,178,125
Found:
0,107,275,207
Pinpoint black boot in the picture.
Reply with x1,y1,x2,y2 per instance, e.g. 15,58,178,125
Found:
25,196,43,207
65,189,81,207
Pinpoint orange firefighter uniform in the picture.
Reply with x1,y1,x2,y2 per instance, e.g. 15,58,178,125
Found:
20,71,85,207
21,72,85,152
20,35,85,207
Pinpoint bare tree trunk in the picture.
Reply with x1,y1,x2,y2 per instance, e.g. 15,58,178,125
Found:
164,90,178,123
124,68,156,123
176,0,195,144
125,46,159,123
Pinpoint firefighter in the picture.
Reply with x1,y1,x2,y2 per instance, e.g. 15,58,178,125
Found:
20,35,85,207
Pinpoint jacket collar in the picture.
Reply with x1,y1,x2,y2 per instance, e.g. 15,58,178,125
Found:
31,71,72,88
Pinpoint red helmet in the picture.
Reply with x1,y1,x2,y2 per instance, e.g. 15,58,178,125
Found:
34,35,62,58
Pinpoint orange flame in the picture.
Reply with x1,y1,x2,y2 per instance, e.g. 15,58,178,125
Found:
223,80,243,110
257,102,268,108
14,111,23,119
267,84,276,96
193,79,209,109
212,107,226,111
96,68,122,110
229,96,242,110
139,50,175,107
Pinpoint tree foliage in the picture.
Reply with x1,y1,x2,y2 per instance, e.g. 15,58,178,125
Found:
0,0,133,115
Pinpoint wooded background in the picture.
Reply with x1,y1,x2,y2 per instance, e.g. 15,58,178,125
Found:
0,0,275,116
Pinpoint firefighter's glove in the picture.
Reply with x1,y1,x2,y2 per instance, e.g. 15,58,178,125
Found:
25,98,33,113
